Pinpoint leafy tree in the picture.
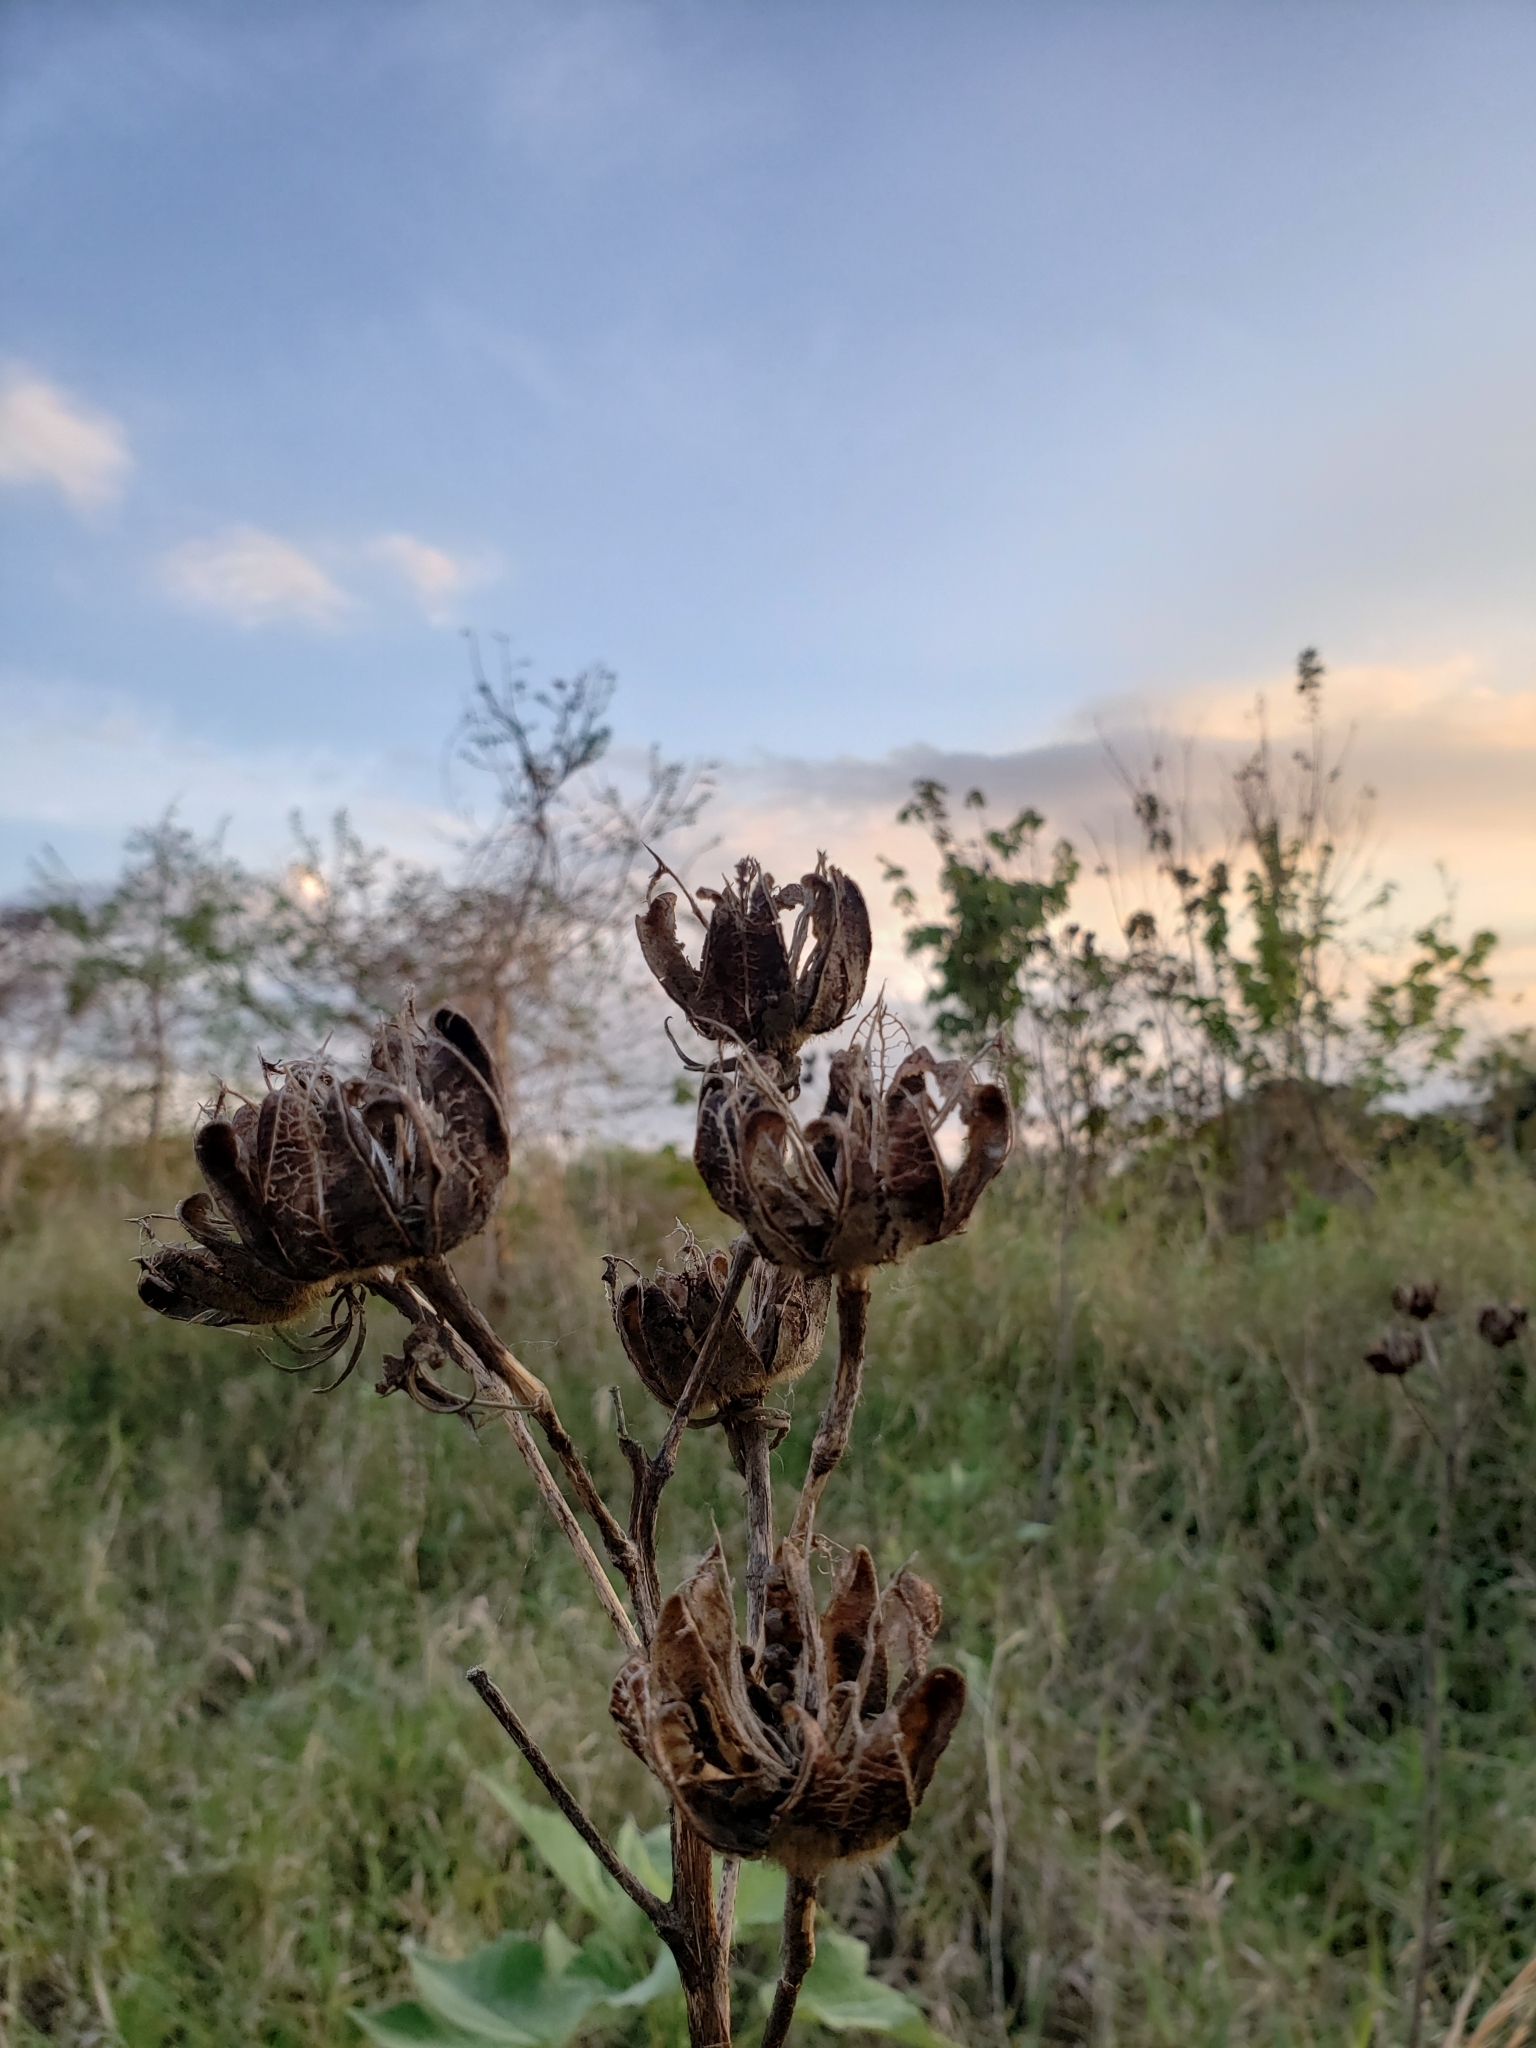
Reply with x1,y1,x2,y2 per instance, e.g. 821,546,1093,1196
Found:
37,815,275,1142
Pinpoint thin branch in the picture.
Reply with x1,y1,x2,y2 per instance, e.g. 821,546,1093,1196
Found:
790,1270,870,1549
466,1667,669,1930
716,1858,741,1946
1406,1439,1456,2048
761,1875,818,2048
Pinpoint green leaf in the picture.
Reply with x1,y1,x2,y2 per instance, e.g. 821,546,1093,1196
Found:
729,1860,787,1929
407,1934,608,2046
787,1927,956,2047
478,1777,646,1945
598,1945,681,2009
615,1814,672,1899
353,2000,480,2045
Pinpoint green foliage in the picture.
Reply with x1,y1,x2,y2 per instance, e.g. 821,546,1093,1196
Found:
886,781,1075,1054
892,653,1500,1139
6,1138,1536,2040
35,813,277,1137
359,1778,944,2047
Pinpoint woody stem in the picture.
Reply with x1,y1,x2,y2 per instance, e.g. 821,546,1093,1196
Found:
724,1399,775,1650
761,1876,818,2048
789,1270,870,1549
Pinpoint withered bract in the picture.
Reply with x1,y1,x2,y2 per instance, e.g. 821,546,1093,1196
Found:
611,1540,965,1878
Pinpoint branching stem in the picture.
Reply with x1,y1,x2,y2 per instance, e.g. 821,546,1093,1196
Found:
790,1270,870,1549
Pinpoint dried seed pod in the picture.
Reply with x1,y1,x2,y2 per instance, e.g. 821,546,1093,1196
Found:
604,1234,830,1419
1364,1328,1424,1376
137,1194,334,1327
1478,1303,1529,1349
637,855,871,1087
138,1005,509,1330
694,1038,1012,1276
611,1540,965,1877
1391,1281,1440,1322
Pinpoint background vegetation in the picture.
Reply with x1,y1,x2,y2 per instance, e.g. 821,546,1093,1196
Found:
5,654,1536,2043
5,1121,1536,2044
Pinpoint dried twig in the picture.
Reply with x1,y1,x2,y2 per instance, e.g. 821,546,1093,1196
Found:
761,1876,818,2048
789,1270,870,1548
466,1667,668,1927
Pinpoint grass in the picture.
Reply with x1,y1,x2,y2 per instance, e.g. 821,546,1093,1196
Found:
3,1134,1536,2043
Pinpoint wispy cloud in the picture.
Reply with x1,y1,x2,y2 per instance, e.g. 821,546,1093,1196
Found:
160,526,350,628
0,365,131,512
368,531,495,621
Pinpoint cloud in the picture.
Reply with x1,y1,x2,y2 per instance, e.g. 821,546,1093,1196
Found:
369,532,495,621
0,366,131,512
161,526,350,628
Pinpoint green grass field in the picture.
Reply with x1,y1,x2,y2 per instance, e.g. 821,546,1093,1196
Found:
4,1136,1536,2044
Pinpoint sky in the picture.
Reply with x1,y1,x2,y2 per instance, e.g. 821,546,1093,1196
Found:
4,0,1536,1013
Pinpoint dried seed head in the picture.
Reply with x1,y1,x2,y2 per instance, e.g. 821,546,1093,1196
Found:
1391,1281,1440,1322
1364,1328,1424,1376
137,1004,509,1331
611,1540,965,1877
694,1035,1012,1275
604,1234,830,1419
637,855,871,1088
1478,1302,1529,1349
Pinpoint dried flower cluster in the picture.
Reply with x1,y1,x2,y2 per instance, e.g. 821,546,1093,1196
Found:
695,1041,1011,1277
605,1234,830,1421
1365,1328,1425,1377
611,1541,965,1878
139,1005,508,1328
136,845,1013,2048
638,856,872,1089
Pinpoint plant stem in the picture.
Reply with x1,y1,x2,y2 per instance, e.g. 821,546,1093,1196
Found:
671,1812,734,2048
761,1876,818,2048
412,1258,638,1573
1406,1440,1455,2048
789,1270,870,1549
724,1398,775,1649
466,1668,667,1927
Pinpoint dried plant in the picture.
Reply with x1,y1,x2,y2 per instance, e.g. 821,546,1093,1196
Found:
637,855,872,1089
1365,1281,1525,2048
135,849,1012,2048
695,1036,1012,1276
604,1234,830,1422
610,1540,965,1878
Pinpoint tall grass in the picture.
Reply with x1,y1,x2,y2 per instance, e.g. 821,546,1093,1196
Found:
2,1137,1535,2043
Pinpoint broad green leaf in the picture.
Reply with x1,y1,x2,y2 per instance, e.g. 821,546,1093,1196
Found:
615,1814,671,1899
540,1923,578,1976
479,1778,645,1945
408,1934,608,2046
354,2000,479,2045
789,1927,956,2047
729,1860,787,1929
600,1945,682,2009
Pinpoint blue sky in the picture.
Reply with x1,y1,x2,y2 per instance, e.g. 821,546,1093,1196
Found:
4,1,1536,913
